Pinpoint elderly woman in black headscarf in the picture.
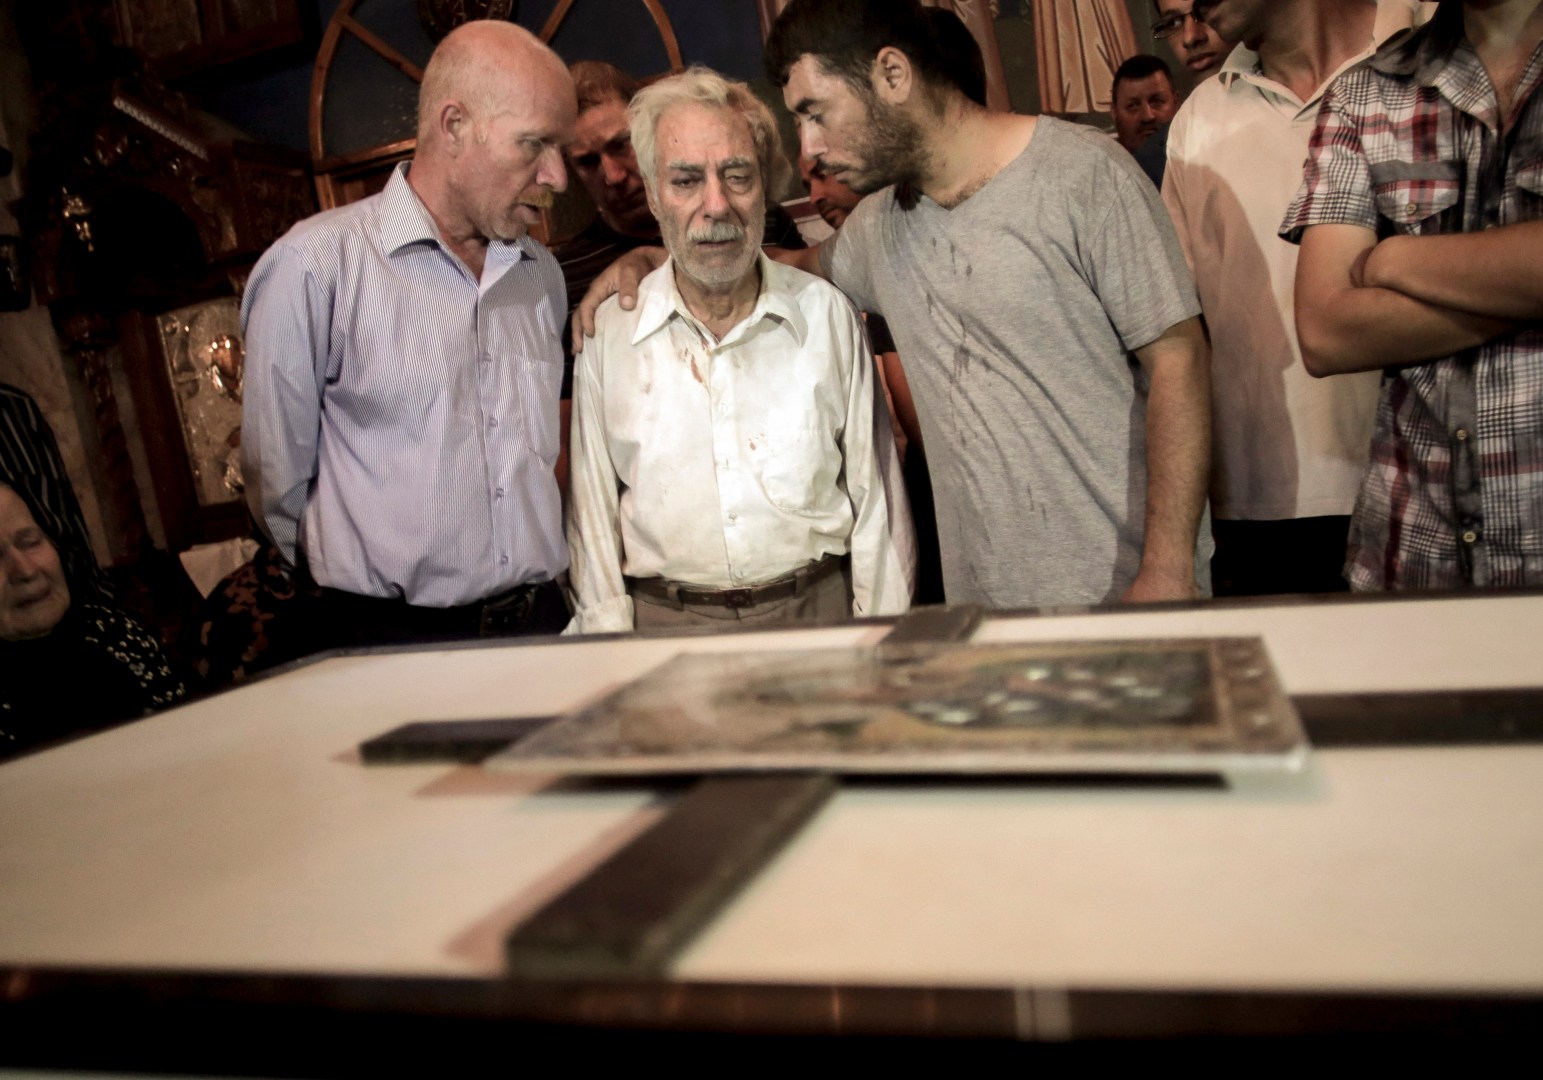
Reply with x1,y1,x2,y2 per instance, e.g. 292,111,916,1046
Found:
1,478,185,758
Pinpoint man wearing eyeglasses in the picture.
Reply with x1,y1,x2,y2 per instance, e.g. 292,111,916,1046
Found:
1152,1,1234,81
1160,0,1432,596
1125,5,1233,188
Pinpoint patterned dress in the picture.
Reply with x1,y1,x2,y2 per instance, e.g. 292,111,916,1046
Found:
1,604,186,759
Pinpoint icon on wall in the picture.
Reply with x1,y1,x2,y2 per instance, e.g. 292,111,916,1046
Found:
157,298,245,506
0,235,27,312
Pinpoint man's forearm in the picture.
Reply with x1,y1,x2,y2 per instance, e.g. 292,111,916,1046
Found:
841,316,915,616
1129,318,1210,601
563,360,632,633
1363,224,1543,320
1295,224,1515,376
1297,284,1513,376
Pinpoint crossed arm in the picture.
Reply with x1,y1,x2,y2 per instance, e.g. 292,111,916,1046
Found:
1294,222,1541,377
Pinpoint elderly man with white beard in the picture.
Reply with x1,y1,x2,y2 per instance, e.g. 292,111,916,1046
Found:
564,67,915,633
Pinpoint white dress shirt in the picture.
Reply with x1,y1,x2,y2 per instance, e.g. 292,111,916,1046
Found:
1161,0,1430,521
241,163,568,606
566,253,915,633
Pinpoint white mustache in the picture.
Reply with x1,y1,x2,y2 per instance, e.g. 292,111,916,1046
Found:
687,222,747,243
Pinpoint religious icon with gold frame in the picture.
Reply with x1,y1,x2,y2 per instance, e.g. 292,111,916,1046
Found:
489,638,1309,777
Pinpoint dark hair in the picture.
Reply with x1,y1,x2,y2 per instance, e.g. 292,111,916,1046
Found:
766,0,955,98
570,59,642,113
1112,54,1174,96
926,6,988,108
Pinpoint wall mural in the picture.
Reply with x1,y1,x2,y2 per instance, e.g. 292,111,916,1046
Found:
1031,0,1137,113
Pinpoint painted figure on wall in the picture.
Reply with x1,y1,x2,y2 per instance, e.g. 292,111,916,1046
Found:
1032,0,1138,113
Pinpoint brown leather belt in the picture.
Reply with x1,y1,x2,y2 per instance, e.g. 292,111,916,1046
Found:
626,554,842,610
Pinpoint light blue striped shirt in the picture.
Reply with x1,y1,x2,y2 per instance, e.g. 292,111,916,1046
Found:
241,163,567,606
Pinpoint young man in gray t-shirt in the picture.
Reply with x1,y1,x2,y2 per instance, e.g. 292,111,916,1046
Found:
819,115,1204,608
775,0,1209,608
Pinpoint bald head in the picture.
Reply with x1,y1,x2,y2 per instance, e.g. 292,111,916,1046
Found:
416,20,571,148
410,19,576,247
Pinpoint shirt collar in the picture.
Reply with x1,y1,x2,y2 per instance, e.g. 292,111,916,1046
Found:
1372,4,1543,124
377,161,536,267
1218,0,1431,96
1368,2,1465,84
631,251,807,349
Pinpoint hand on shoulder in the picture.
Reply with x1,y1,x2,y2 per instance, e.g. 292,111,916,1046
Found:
572,246,667,353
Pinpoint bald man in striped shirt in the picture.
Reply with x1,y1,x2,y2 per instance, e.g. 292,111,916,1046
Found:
242,21,577,648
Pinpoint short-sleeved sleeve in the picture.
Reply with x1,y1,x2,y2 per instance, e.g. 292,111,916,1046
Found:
1080,150,1200,354
819,195,882,314
1280,78,1380,244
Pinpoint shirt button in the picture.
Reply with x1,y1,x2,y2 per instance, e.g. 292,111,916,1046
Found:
1405,202,1418,214
488,417,498,428
1462,530,1478,544
728,512,738,523
1455,428,1469,441
495,487,505,499
500,554,509,565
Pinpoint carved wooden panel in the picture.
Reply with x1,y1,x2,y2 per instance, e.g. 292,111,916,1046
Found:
114,0,306,77
28,75,312,555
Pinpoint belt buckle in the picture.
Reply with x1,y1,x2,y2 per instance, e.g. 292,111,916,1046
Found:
720,587,755,609
479,586,535,634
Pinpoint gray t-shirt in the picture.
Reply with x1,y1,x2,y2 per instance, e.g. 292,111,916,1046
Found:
823,117,1202,608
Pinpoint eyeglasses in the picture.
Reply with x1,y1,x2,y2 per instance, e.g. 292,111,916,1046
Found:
1152,5,1208,40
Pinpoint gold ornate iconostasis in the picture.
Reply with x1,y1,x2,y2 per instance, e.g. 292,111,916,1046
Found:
15,4,315,570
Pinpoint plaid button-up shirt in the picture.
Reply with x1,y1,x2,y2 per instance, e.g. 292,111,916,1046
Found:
1281,7,1543,590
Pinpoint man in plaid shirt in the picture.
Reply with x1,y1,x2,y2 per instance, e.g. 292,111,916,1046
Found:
1283,0,1543,590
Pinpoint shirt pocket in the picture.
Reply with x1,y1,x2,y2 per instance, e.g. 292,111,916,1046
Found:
1369,160,1462,235
1513,144,1543,219
518,348,564,465
755,427,837,516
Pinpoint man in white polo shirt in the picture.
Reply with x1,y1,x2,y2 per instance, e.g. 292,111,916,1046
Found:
1163,0,1430,594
